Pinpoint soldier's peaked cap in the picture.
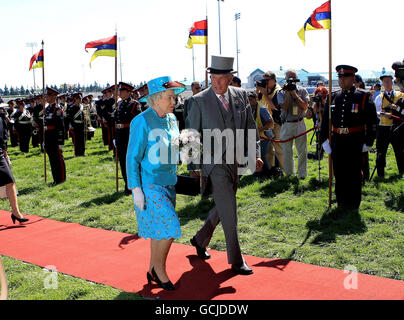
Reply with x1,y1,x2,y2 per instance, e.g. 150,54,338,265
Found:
46,87,60,95
118,82,134,91
336,65,358,77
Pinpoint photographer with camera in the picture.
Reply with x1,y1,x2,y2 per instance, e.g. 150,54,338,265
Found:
374,73,404,177
255,71,284,176
276,69,309,179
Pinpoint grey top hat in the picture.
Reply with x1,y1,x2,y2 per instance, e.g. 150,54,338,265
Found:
206,55,237,74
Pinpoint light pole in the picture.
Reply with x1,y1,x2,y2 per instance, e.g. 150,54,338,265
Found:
26,42,38,92
118,36,125,82
235,13,240,77
217,0,224,55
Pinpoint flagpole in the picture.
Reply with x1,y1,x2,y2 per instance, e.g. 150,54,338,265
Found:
41,40,47,184
114,31,119,193
205,16,209,89
192,46,195,81
327,0,333,208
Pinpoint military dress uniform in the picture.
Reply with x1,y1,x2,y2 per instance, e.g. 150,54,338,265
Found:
320,65,378,209
58,95,69,141
67,94,86,157
114,82,142,194
14,102,33,153
95,97,109,146
104,95,116,151
44,92,66,185
32,100,45,152
6,102,19,147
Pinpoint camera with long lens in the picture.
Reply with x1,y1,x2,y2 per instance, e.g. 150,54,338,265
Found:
392,61,404,79
392,61,404,89
283,78,300,91
255,78,267,88
312,94,322,104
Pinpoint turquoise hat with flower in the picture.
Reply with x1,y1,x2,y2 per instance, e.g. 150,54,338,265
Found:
140,76,186,103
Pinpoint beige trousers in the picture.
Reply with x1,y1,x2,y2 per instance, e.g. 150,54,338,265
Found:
268,123,284,169
280,121,307,178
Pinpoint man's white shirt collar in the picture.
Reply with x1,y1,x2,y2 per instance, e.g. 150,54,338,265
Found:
215,89,229,102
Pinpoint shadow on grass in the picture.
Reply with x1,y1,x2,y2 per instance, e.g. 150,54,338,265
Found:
373,173,403,186
88,150,111,157
305,207,367,244
259,176,330,198
17,185,43,196
384,192,404,212
176,197,214,226
79,192,125,208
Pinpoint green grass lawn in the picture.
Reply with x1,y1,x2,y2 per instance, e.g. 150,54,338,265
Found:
1,121,403,300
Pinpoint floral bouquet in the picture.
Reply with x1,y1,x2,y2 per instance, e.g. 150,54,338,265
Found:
172,129,202,164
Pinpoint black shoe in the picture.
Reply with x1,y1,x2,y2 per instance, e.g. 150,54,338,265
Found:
190,237,210,260
147,271,156,284
11,214,29,224
231,262,253,275
151,268,175,291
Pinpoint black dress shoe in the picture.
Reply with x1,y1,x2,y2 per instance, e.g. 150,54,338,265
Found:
231,262,253,275
11,214,29,224
190,237,210,260
151,268,175,291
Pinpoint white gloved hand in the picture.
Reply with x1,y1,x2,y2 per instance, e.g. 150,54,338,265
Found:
113,139,116,147
59,145,64,150
322,139,332,155
362,144,372,153
132,187,145,211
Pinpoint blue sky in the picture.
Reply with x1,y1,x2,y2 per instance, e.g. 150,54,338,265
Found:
1,0,403,89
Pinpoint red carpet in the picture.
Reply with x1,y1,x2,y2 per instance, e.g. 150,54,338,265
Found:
0,210,403,300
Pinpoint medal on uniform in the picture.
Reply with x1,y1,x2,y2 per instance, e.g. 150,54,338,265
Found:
351,104,358,113
293,105,298,116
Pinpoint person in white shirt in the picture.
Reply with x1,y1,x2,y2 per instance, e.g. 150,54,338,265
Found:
374,74,404,177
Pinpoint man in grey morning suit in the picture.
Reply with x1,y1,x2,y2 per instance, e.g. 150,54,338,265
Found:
185,55,264,275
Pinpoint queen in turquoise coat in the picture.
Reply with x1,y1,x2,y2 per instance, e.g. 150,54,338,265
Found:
126,76,185,291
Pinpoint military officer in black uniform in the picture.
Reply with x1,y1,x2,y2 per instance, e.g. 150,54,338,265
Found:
104,85,116,151
44,87,66,185
31,95,45,152
320,65,377,209
67,92,86,156
95,91,108,146
57,93,68,141
6,100,18,147
14,99,33,153
114,82,142,195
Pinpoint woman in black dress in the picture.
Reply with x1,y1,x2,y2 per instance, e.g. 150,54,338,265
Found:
0,108,28,224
